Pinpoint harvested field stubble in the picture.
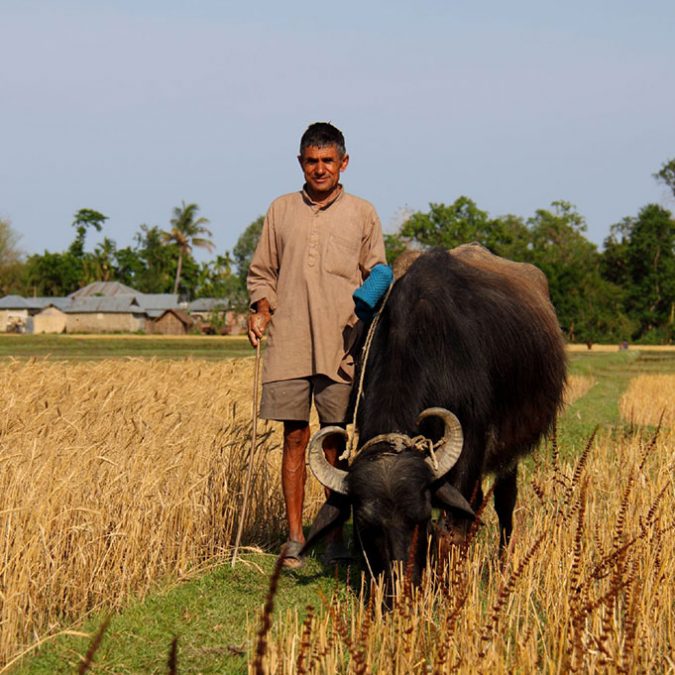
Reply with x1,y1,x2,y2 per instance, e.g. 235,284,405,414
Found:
0,358,323,668
564,374,596,406
256,426,675,673
620,374,675,427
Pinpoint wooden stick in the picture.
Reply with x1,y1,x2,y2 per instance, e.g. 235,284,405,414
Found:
231,340,262,568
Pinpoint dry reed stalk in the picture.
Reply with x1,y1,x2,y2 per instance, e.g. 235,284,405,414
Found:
252,552,285,675
295,605,314,674
167,636,178,675
77,616,110,674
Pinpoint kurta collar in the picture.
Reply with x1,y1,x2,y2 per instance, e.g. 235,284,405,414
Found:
301,184,344,211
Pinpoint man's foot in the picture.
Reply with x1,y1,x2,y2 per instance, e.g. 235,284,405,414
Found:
321,540,353,566
280,540,304,569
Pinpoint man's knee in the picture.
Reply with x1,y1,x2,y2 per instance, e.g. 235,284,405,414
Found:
283,421,309,452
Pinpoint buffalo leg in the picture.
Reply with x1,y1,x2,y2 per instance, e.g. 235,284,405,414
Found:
493,465,518,551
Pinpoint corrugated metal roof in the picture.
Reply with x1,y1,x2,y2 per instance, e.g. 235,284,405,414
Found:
153,308,194,325
64,297,143,314
68,281,139,299
32,297,70,309
0,295,30,309
137,293,179,310
0,296,71,310
189,298,229,311
3,292,229,316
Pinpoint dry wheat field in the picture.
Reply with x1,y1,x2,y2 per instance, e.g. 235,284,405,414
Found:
0,358,325,670
256,415,675,673
0,358,673,672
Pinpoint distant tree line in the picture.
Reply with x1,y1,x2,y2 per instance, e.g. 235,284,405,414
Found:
0,159,673,343
0,202,258,312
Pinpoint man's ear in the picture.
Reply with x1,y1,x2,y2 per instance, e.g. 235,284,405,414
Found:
339,153,349,172
300,493,351,555
432,481,475,520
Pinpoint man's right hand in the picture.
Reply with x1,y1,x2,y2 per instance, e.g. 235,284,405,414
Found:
247,298,272,347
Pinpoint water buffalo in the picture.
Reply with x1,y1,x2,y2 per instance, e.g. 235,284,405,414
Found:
305,244,567,583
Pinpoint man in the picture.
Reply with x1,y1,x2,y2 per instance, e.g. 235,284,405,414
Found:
247,122,386,568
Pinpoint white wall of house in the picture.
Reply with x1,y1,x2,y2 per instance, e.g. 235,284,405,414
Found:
0,309,29,332
33,307,68,334
66,313,146,333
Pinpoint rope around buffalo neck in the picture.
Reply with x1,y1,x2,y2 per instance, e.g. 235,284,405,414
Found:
341,283,394,462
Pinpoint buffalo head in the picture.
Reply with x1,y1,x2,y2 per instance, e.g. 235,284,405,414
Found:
304,408,474,584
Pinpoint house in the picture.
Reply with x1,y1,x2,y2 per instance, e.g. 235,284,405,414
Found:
187,298,246,335
63,296,147,333
1,282,242,335
146,308,194,335
63,282,180,333
33,305,68,334
0,295,68,333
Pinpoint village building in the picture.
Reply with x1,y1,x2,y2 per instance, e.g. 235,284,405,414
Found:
145,308,194,335
32,305,68,334
0,281,245,335
62,296,147,333
188,298,246,335
0,296,68,333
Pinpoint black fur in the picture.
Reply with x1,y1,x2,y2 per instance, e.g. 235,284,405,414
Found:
310,247,567,581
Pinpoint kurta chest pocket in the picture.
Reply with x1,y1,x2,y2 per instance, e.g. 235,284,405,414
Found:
324,233,360,280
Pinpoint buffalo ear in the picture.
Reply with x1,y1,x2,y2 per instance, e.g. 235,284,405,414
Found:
300,493,351,555
432,482,475,520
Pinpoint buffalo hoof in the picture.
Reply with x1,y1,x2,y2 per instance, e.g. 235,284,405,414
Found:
321,540,353,566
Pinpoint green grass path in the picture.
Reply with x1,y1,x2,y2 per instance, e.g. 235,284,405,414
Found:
11,350,674,673
12,553,348,674
0,335,253,360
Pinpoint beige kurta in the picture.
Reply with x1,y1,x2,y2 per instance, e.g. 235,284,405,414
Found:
247,187,386,384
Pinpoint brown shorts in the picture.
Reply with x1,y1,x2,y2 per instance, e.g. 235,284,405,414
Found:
260,376,352,424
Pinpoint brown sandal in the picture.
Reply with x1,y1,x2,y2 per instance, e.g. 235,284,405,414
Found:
281,540,304,569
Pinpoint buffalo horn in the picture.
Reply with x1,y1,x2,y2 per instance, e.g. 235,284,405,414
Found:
307,427,350,495
418,407,464,478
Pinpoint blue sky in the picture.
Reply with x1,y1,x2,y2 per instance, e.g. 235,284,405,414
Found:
2,1,674,260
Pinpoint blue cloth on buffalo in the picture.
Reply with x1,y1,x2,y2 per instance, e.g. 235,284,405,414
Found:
353,263,394,322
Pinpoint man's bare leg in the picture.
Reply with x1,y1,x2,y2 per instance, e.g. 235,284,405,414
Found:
282,420,309,545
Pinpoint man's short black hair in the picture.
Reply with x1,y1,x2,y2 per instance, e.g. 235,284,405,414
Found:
300,122,346,156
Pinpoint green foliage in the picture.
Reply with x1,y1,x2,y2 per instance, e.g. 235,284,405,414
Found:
161,201,215,296
24,250,82,296
399,196,492,249
69,208,108,258
194,253,248,311
526,201,615,342
116,224,176,293
603,204,675,342
232,215,264,285
654,158,675,198
384,232,408,264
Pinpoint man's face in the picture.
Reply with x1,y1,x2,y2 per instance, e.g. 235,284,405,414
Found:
298,145,349,200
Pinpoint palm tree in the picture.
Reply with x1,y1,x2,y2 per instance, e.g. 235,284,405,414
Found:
162,201,215,295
